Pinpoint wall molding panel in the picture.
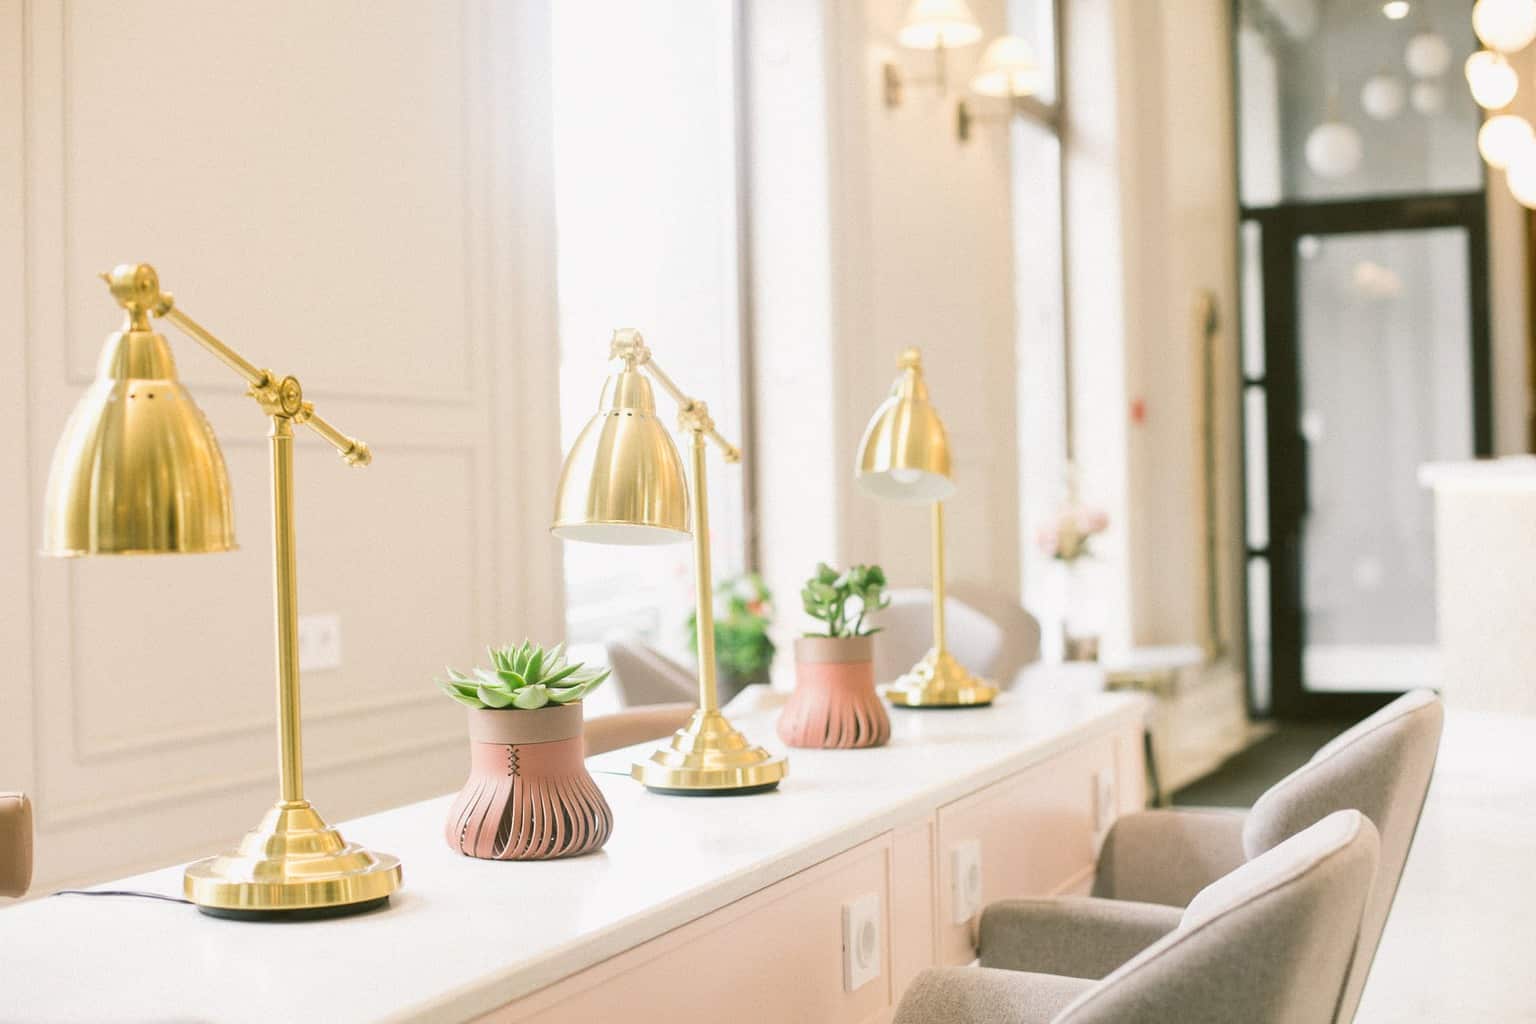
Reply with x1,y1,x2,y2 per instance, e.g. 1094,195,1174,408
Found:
9,0,564,890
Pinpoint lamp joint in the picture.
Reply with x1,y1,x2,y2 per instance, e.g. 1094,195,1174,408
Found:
610,328,652,368
250,373,305,419
677,398,715,437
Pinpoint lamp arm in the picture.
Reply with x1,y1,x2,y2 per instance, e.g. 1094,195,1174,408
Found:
101,266,372,467
609,328,741,462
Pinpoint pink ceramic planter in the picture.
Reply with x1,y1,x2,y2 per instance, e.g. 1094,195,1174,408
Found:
778,635,891,749
445,701,613,860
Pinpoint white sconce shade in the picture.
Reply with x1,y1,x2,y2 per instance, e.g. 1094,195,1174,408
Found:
1305,121,1364,178
1405,32,1453,78
1411,81,1446,114
898,0,983,50
970,35,1043,97
1473,0,1536,54
1479,113,1535,166
1466,50,1520,108
1362,75,1406,119
1382,0,1411,19
1507,147,1536,206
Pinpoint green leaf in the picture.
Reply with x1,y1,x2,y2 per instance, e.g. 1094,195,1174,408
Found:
541,661,582,687
477,684,515,708
439,680,485,707
511,684,550,710
526,645,545,683
495,667,527,688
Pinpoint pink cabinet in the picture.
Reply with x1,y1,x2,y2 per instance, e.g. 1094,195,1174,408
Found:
486,718,1143,1023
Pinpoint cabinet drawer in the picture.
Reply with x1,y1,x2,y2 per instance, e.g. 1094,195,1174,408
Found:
488,834,897,1024
934,732,1122,964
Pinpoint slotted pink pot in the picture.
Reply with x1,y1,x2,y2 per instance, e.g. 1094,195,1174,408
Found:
778,636,890,749
444,701,613,860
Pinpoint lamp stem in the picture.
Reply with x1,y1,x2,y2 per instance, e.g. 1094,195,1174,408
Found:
931,501,947,657
269,416,306,806
689,429,721,715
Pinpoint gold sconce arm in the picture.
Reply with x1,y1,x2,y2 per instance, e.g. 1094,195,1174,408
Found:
101,265,371,466
609,328,741,463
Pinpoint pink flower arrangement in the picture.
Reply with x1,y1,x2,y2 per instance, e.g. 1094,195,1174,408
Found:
1037,503,1109,563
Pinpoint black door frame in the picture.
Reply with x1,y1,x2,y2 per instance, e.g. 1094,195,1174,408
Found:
1242,192,1493,719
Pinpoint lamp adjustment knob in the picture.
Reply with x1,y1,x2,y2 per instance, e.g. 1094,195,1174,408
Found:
101,263,174,326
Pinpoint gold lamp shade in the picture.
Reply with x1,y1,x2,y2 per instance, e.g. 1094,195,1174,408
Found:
43,316,234,556
552,363,690,544
855,347,958,504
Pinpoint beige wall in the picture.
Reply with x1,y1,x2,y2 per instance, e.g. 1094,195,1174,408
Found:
1,0,563,889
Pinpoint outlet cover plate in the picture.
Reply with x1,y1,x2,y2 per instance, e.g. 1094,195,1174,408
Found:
951,839,983,924
298,613,342,672
842,891,882,992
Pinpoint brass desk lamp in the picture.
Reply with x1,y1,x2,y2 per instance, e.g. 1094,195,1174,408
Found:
856,347,998,708
43,264,401,918
552,329,787,795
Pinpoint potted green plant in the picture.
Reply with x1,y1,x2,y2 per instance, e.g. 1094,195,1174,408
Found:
688,572,776,703
439,641,613,860
778,563,892,749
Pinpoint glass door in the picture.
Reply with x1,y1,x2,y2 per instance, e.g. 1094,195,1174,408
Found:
1244,196,1491,717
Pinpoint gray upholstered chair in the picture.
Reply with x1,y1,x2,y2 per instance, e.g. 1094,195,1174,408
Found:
1090,689,1441,1022
894,810,1380,1024
584,703,695,757
0,792,33,899
948,582,1042,683
872,585,1040,688
603,636,697,706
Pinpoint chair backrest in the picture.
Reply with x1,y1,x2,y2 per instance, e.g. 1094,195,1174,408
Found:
603,636,697,706
947,581,1042,685
1060,810,1379,1024
0,793,33,899
1243,689,1443,1022
584,703,695,757
871,589,1005,686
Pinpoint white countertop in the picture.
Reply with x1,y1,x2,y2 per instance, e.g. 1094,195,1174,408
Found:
0,675,1143,1024
1418,456,1536,492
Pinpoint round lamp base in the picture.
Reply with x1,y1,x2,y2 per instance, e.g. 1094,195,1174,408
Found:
885,649,999,708
183,801,402,918
631,709,788,796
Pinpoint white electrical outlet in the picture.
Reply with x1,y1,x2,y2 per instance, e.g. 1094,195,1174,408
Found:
950,840,983,924
842,891,882,992
298,613,342,672
1093,767,1117,836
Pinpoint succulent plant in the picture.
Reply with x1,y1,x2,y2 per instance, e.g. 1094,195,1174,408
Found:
438,640,610,711
802,562,891,638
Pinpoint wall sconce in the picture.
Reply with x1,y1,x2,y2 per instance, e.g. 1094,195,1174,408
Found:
956,35,1044,142
883,0,983,109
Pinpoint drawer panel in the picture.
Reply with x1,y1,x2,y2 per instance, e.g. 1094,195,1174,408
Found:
934,731,1122,964
488,834,898,1024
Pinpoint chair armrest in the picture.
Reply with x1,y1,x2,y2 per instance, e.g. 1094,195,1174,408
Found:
1090,808,1247,907
0,793,33,898
895,966,1094,1024
977,897,1182,978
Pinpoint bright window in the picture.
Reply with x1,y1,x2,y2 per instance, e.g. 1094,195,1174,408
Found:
550,2,748,665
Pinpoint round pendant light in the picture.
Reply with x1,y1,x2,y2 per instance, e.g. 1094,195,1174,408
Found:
1410,81,1446,114
1479,113,1536,167
1507,148,1536,207
1405,32,1453,78
1467,50,1520,108
1362,74,1407,119
1473,0,1536,54
1305,121,1364,178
